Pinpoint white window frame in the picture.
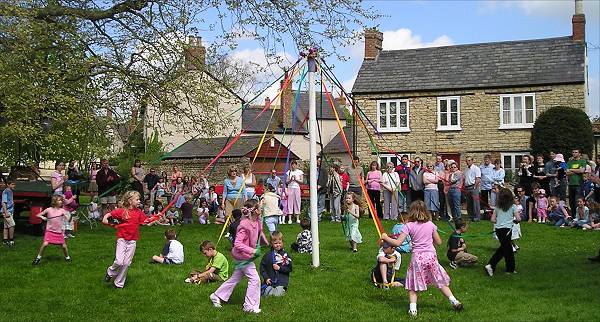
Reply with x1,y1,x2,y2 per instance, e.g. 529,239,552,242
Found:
436,96,462,131
379,153,411,168
376,99,410,133
499,93,536,129
500,152,529,173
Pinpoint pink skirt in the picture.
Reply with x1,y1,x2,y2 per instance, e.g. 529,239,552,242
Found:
286,187,302,214
405,252,450,291
44,230,65,245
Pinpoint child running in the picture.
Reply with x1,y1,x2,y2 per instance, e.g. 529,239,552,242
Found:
210,199,268,314
260,231,292,297
382,200,463,317
185,240,229,284
150,228,184,264
102,191,147,289
485,188,520,277
343,191,362,252
32,196,72,265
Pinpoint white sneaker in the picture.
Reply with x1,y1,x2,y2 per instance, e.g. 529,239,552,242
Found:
244,308,261,314
296,219,300,224
209,293,222,308
408,309,417,317
184,278,192,283
484,264,494,277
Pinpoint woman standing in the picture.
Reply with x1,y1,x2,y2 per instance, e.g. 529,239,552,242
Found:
380,162,400,220
51,161,67,196
171,166,183,194
447,161,463,223
327,164,343,222
490,160,505,208
366,161,383,218
243,165,257,200
131,159,145,201
286,161,304,224
88,162,99,199
532,154,549,194
221,166,245,219
517,155,534,196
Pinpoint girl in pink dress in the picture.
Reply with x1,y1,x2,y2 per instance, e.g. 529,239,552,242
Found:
382,200,462,317
32,196,72,265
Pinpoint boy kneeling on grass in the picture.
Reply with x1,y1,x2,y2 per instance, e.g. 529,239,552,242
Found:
260,231,292,297
447,221,478,269
372,241,405,289
151,228,184,264
185,240,229,284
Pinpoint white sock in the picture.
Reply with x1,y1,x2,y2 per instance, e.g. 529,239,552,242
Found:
36,255,41,259
65,256,71,260
449,296,459,304
409,303,417,311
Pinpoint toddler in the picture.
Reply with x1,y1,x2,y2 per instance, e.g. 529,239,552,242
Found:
180,194,194,224
89,196,101,220
215,198,226,224
186,240,229,284
511,196,523,252
166,207,178,225
371,241,404,288
343,192,362,252
260,231,292,297
63,185,78,238
155,178,166,198
536,189,549,223
32,196,72,265
197,198,210,224
262,184,282,234
151,228,184,264
291,218,312,253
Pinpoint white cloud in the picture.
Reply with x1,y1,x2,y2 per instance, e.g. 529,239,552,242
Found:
480,1,599,23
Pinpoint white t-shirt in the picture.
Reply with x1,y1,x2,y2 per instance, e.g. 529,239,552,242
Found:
166,240,184,264
464,164,481,186
377,248,401,270
287,169,304,189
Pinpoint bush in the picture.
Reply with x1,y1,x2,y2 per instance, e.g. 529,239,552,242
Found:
530,106,593,157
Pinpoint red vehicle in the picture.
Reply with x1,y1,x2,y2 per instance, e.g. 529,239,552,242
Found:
6,166,53,235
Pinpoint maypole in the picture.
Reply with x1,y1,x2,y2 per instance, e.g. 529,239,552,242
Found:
307,48,320,267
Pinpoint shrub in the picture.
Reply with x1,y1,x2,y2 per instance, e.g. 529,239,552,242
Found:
530,106,593,157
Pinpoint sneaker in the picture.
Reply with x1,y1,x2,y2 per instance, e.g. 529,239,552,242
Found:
244,308,261,314
9,241,14,246
408,309,418,317
184,278,192,283
209,293,222,308
296,219,300,224
32,258,41,266
484,264,494,277
65,257,72,263
352,249,358,253
67,234,75,238
452,301,464,311
505,271,517,274
104,273,112,283
449,261,458,269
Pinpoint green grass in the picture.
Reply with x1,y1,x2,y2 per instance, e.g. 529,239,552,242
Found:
1,218,599,321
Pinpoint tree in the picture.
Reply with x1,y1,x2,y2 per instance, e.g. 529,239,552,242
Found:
530,106,594,158
0,0,379,165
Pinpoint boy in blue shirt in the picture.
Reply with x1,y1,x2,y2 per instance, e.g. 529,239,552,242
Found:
2,180,16,246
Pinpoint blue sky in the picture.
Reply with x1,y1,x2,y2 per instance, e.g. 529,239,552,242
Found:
204,0,600,117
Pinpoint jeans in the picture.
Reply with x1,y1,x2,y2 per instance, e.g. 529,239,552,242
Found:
548,212,566,226
448,187,462,221
264,216,279,234
317,191,326,220
466,186,481,221
488,228,515,273
330,195,341,221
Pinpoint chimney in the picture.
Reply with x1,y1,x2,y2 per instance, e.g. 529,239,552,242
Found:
364,28,383,60
572,0,585,43
279,69,294,129
185,36,206,70
335,95,347,107
264,97,270,107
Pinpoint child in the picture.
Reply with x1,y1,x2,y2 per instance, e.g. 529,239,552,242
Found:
63,185,77,238
166,207,178,225
151,228,184,264
571,197,590,228
536,189,549,223
210,199,269,314
371,241,404,288
262,184,282,234
291,218,312,253
586,201,600,230
447,221,478,269
180,194,194,224
343,191,362,252
548,196,570,227
582,170,595,201
2,180,16,246
392,212,412,254
89,196,101,220
382,201,462,316
186,240,229,284
32,196,72,265
228,209,243,243
102,191,147,289
260,231,292,297
485,188,520,277
215,198,226,224
511,196,523,252
197,198,210,224
279,188,288,224
155,177,166,198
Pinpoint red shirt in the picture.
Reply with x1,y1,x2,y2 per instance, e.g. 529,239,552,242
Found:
111,208,146,241
340,173,349,191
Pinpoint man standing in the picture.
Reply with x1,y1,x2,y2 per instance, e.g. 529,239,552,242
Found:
266,169,281,194
347,155,364,196
435,155,447,218
566,148,586,212
96,159,120,214
464,156,481,222
409,157,425,203
479,154,495,215
316,156,329,220
143,168,160,205
545,151,557,197
396,155,410,212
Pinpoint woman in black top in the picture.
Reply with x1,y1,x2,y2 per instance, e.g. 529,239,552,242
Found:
517,155,534,195
532,154,549,194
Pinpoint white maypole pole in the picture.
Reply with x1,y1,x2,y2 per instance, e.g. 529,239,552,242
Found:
307,49,320,267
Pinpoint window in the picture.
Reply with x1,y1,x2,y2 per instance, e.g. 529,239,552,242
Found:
437,97,461,131
379,153,410,168
499,94,536,129
501,152,529,173
377,99,410,132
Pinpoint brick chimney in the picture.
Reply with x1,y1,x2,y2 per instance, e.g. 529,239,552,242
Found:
264,97,270,107
364,28,383,60
185,36,206,70
572,0,585,43
279,70,294,130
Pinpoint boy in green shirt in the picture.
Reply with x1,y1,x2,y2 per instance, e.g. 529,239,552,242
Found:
566,149,587,212
185,240,229,284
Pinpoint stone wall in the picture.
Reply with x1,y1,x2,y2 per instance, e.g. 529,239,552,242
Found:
353,84,586,167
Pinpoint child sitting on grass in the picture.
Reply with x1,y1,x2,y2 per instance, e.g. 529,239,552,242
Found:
571,197,591,229
548,196,571,227
447,221,478,269
291,218,312,253
197,198,210,224
371,241,404,288
151,228,184,264
392,212,412,254
227,209,243,244
185,240,229,284
166,207,178,226
260,231,292,297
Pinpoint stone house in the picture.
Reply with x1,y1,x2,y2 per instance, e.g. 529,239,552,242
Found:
351,6,588,175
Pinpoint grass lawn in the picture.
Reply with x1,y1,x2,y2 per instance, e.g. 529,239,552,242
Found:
1,215,599,321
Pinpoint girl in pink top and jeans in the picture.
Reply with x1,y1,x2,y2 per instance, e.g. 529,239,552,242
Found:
382,201,462,317
210,199,268,314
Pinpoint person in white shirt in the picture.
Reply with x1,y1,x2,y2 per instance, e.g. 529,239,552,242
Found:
380,162,400,220
479,154,495,215
151,229,184,264
464,156,482,222
286,161,304,224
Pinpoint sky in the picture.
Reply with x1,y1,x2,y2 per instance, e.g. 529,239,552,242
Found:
203,0,600,117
